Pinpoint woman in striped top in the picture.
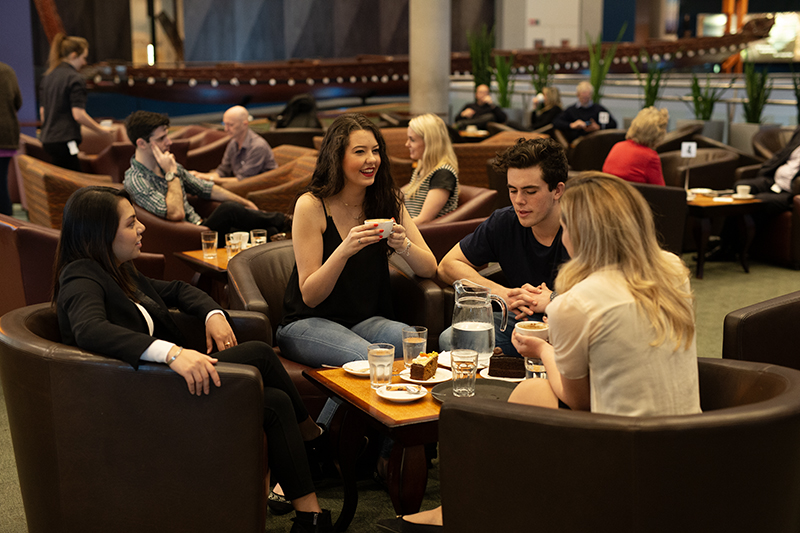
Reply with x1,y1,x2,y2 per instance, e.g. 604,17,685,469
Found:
402,114,460,224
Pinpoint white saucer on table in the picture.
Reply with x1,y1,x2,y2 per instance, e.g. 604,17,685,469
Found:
399,368,453,385
437,351,490,369
479,367,525,383
732,193,755,200
342,360,370,377
688,188,714,195
376,384,428,403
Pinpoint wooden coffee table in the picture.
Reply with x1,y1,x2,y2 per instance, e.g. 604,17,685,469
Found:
174,249,231,305
304,361,441,532
687,195,763,279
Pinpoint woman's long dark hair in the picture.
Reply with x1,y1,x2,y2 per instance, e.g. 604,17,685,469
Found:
307,113,402,224
52,186,137,302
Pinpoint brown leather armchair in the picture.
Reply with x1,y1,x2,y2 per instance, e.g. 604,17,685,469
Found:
17,155,116,228
439,357,800,533
654,122,704,153
659,148,740,190
452,143,506,188
77,123,128,155
568,129,627,171
723,290,800,368
271,144,318,167
422,185,496,225
259,127,325,149
418,217,486,263
659,134,764,167
752,126,797,160
0,214,164,316
185,130,231,172
226,241,444,416
734,164,800,269
246,155,317,214
223,154,317,198
0,303,269,533
79,142,135,183
629,181,687,255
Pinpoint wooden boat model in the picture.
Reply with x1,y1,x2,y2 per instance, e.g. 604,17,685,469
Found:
84,17,774,106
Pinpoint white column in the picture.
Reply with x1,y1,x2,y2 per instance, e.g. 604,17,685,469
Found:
409,0,451,116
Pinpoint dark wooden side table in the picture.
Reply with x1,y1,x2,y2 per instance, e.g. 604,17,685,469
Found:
174,249,231,306
687,195,763,279
304,362,440,532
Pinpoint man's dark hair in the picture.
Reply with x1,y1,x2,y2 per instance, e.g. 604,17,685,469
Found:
125,111,170,145
492,137,568,191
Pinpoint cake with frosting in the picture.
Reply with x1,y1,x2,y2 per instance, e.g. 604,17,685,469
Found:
488,347,525,378
410,352,438,380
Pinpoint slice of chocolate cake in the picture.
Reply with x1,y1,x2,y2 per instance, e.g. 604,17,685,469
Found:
410,352,438,380
488,347,525,378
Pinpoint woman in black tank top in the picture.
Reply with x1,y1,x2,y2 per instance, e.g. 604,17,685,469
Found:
276,113,437,368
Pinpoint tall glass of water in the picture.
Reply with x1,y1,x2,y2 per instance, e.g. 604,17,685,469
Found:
201,231,218,259
250,229,267,246
402,326,427,368
368,343,394,390
451,349,478,397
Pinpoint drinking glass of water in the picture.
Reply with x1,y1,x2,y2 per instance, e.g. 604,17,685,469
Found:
368,343,394,390
451,349,478,397
402,326,427,368
250,229,267,246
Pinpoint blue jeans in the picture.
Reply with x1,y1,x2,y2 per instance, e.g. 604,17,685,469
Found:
439,311,543,358
276,316,408,367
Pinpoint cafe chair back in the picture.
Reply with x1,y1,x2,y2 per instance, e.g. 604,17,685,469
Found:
440,358,800,533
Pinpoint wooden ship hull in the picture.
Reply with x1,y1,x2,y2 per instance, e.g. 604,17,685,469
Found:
85,17,774,105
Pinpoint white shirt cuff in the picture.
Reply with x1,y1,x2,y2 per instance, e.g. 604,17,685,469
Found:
206,309,225,323
140,340,176,364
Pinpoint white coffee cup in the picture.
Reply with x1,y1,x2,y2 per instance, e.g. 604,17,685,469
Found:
364,218,393,239
515,321,549,341
736,185,751,197
233,231,249,246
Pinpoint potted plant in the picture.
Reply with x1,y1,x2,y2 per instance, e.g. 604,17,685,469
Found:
730,62,774,155
628,52,666,108
677,74,730,142
586,23,627,105
529,53,552,94
493,53,521,123
792,65,800,124
467,24,494,90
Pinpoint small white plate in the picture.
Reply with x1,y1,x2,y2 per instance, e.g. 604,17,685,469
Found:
689,188,714,195
437,351,490,369
399,368,453,385
479,367,525,383
376,385,428,403
732,193,754,200
342,360,370,377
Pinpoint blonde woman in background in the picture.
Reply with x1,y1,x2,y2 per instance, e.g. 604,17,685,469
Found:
403,114,460,224
530,87,563,131
602,107,669,186
39,33,112,171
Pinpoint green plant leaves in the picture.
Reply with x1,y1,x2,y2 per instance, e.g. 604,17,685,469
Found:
493,54,515,108
467,24,494,90
742,62,772,124
586,23,627,105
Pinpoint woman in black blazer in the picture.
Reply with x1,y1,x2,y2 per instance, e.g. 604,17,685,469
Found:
54,186,333,533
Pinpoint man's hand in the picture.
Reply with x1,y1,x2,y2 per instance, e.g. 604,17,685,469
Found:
191,170,216,182
479,93,494,106
505,283,554,319
460,107,476,119
585,120,600,132
151,141,177,175
570,119,588,131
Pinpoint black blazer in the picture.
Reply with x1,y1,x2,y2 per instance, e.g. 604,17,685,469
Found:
57,259,220,369
759,127,800,182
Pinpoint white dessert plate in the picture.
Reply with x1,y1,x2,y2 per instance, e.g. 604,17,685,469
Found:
689,188,714,195
399,368,453,385
376,384,428,403
437,351,490,369
342,360,370,377
732,193,755,200
479,367,525,383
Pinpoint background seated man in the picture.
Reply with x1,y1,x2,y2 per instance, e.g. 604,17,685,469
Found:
192,105,277,187
122,110,286,243
437,138,571,357
553,81,617,144
454,84,507,130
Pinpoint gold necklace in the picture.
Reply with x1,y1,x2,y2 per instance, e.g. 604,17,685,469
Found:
338,198,363,222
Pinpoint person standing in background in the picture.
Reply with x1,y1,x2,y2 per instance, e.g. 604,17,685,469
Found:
0,62,22,215
39,33,111,171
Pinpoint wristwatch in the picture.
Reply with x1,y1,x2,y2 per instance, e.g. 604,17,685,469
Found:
550,290,558,301
164,171,176,182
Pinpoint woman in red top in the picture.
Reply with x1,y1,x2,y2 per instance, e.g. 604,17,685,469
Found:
602,107,668,186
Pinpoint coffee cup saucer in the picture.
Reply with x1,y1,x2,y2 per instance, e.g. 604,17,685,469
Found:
732,193,754,200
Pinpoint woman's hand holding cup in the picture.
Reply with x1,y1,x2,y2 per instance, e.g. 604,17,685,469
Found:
387,219,407,252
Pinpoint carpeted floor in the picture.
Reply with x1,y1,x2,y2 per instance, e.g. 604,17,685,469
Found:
1,248,798,532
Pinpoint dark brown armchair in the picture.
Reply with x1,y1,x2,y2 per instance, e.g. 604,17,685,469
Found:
185,130,231,172
418,217,486,263
0,304,270,533
0,214,165,317
654,122,705,153
224,154,317,198
752,126,797,160
440,357,800,533
259,127,325,149
568,129,627,171
659,148,740,190
629,181,687,255
246,155,317,214
226,241,444,416
723,290,800,367
79,142,135,183
422,185,496,225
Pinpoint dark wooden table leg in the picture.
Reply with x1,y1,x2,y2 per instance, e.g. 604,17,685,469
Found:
738,214,756,274
386,443,428,515
693,217,711,279
329,407,366,533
